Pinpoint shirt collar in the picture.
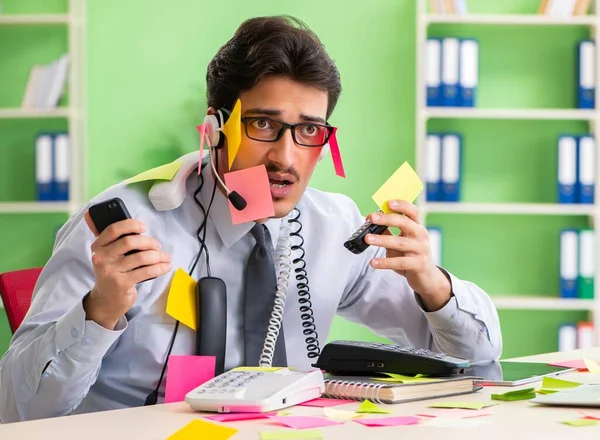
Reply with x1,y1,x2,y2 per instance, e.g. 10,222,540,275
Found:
198,161,282,250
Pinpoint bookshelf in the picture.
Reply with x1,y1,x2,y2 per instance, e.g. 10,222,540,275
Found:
415,0,600,347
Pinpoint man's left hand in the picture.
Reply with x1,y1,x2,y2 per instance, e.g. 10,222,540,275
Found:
364,199,452,311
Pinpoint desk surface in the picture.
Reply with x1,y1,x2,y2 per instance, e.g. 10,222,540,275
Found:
2,348,600,439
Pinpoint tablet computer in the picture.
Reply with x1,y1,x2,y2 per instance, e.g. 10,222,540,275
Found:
470,361,576,387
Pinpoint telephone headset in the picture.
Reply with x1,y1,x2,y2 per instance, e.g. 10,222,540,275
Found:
143,105,325,405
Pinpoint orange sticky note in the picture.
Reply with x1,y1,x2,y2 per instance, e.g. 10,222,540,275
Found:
224,165,274,225
372,161,423,213
165,268,197,330
167,419,237,440
223,99,242,170
164,355,215,403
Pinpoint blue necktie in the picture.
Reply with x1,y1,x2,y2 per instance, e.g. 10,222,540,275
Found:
244,224,287,366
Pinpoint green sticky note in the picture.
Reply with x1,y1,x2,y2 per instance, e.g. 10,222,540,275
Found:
429,401,499,410
541,377,581,390
356,400,391,414
562,419,598,427
537,389,559,395
491,387,536,401
373,373,438,383
259,429,324,440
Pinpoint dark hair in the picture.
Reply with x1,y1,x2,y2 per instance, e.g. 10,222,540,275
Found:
206,15,342,120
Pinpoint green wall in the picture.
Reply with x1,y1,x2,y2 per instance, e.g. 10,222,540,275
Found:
0,0,592,358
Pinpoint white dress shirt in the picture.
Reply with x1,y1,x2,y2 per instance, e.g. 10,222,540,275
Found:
0,161,502,423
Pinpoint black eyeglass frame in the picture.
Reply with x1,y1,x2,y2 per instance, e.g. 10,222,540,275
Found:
239,116,335,147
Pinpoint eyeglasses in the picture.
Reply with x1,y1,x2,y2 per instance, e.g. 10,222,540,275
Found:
240,116,335,147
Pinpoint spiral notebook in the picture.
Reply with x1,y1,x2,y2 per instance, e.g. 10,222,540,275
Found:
321,374,481,404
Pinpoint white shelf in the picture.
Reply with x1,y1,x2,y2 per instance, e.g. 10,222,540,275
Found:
0,14,69,25
425,202,596,216
424,14,597,26
0,202,70,214
0,108,69,119
424,108,598,121
492,296,597,311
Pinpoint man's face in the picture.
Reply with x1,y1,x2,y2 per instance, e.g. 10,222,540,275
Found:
217,76,329,219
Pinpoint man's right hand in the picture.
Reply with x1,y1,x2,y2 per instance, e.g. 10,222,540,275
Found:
82,212,173,330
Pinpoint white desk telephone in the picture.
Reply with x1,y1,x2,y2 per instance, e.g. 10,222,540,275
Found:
185,367,325,413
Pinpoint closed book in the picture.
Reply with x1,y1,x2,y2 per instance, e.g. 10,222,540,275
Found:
322,374,480,404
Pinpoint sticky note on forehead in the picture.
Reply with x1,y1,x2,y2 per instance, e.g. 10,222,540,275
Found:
372,161,423,213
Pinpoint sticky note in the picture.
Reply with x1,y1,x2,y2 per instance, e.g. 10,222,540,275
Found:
549,359,590,371
167,419,237,440
372,161,424,213
417,409,493,419
584,358,600,374
259,430,324,440
541,377,581,389
165,268,197,330
298,398,354,407
267,416,341,429
374,373,438,383
491,387,536,401
421,417,488,428
562,419,598,427
428,401,498,410
164,355,215,403
356,400,391,414
223,99,242,170
328,127,345,178
353,416,421,427
197,124,207,175
205,413,270,422
580,409,600,420
223,165,274,224
124,160,183,184
323,407,358,422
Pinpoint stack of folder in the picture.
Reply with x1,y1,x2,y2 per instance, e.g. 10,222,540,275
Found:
426,133,462,202
557,135,595,204
36,133,70,202
426,38,478,107
559,228,595,299
577,40,595,109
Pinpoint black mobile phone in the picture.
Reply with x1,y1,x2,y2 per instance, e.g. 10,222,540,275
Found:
343,210,388,254
88,197,139,256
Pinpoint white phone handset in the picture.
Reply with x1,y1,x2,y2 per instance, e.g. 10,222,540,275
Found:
148,151,203,211
185,367,325,413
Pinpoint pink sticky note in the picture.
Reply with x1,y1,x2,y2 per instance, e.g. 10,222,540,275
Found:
328,128,345,178
353,416,421,427
197,124,207,175
164,355,215,403
298,398,355,407
267,416,342,429
580,409,600,420
206,413,271,422
549,359,593,371
417,409,493,419
223,165,274,225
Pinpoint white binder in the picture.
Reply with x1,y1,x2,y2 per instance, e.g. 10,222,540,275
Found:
36,134,53,201
557,135,577,204
426,39,442,106
560,229,578,298
427,227,442,266
577,135,595,203
426,133,442,201
441,38,459,107
458,39,478,107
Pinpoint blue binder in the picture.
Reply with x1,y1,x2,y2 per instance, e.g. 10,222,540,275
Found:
577,135,595,204
560,228,579,298
557,135,577,204
52,133,69,201
441,38,460,107
426,39,442,107
35,133,54,201
426,133,442,201
458,39,478,107
577,40,595,109
441,133,462,202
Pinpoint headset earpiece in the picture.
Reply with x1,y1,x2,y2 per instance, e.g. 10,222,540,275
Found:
202,109,227,149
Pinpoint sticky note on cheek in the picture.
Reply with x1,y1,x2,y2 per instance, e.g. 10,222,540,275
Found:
372,161,424,213
224,165,275,224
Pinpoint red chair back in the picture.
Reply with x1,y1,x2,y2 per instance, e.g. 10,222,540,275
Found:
0,267,43,334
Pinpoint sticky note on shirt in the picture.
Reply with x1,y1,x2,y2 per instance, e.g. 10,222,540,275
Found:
165,268,197,330
372,161,423,213
124,160,183,184
164,355,215,403
224,165,274,224
167,419,237,440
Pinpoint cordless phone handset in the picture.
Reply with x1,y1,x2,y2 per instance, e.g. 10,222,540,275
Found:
343,209,388,254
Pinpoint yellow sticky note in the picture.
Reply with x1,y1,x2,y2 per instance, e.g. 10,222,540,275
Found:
374,373,438,383
584,358,600,374
372,161,424,213
165,268,197,330
168,419,238,440
541,377,581,390
562,419,598,427
356,400,391,414
223,99,242,170
323,407,358,422
124,160,183,184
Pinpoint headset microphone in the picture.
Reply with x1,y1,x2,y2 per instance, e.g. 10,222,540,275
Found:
228,191,247,211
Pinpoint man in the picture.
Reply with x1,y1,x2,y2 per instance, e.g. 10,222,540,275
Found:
0,15,501,423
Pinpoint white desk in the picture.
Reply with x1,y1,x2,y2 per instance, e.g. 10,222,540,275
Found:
2,348,600,439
